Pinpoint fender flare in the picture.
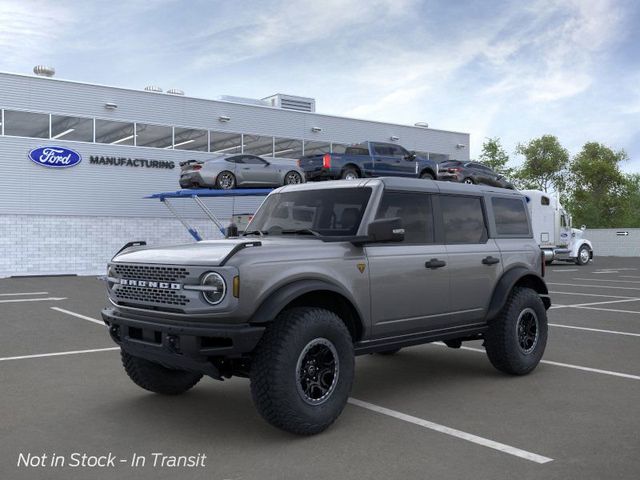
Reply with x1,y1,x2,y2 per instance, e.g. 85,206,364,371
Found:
485,267,550,321
571,239,593,258
248,279,364,326
419,167,437,179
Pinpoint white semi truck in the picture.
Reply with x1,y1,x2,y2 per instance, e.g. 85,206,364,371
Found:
521,190,593,266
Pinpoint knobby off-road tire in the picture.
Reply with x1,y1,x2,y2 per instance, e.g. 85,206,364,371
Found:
250,307,355,435
484,287,548,375
121,350,202,395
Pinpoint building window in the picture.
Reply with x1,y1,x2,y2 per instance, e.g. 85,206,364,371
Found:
244,134,274,156
135,123,172,149
3,110,49,139
303,140,330,156
273,137,303,158
50,115,93,142
440,195,488,244
492,197,530,236
173,127,208,151
95,119,135,145
210,131,243,154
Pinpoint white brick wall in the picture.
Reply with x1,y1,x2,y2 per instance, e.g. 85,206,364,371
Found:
0,215,224,278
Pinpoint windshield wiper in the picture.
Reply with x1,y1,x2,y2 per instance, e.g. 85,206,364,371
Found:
280,228,322,237
242,230,267,236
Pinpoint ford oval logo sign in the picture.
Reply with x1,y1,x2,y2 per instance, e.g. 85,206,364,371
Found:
28,146,82,168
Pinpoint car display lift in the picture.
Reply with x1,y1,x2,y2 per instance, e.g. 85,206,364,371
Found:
146,188,273,241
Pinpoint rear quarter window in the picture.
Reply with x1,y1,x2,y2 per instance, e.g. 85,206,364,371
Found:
492,197,531,236
440,195,488,244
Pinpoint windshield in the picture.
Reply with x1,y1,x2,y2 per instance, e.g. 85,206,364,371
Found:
246,187,372,237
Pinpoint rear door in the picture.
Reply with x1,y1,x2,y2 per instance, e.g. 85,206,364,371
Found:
366,190,451,337
439,194,502,325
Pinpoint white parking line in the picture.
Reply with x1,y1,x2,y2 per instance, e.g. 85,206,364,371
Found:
549,298,640,310
51,307,105,326
592,271,619,274
444,345,640,381
0,292,49,296
547,282,640,291
573,278,640,284
0,347,119,362
549,269,578,273
348,398,553,464
549,323,640,337
0,297,67,304
549,291,637,299
572,306,640,315
621,275,640,279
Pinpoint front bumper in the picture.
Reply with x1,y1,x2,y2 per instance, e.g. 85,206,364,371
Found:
102,307,265,378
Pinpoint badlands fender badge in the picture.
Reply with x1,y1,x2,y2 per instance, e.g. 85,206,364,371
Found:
357,263,366,274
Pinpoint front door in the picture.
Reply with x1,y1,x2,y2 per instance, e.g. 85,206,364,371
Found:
366,190,451,338
239,155,278,185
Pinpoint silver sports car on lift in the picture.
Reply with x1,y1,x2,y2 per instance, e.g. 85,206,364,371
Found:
179,154,306,189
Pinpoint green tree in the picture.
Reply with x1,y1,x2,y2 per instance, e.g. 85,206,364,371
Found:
566,142,634,228
478,137,514,177
514,135,569,192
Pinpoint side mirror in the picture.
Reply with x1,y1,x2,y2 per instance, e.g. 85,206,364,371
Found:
366,217,405,243
225,223,239,238
581,225,586,231
405,151,416,161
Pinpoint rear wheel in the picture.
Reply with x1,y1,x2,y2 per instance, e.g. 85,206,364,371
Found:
463,177,475,185
216,171,236,189
121,350,202,395
250,307,354,435
284,171,303,185
576,245,591,265
341,167,359,180
420,171,435,180
484,287,547,375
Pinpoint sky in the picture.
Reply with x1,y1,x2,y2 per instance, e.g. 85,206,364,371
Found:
1,0,639,171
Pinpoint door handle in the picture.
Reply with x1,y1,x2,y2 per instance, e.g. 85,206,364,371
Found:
482,256,500,265
425,258,446,269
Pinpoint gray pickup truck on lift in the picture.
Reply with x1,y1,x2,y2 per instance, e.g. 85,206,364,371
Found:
102,177,550,435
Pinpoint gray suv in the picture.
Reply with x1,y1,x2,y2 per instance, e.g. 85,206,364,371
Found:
102,178,551,435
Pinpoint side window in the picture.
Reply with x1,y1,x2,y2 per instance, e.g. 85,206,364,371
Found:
243,155,267,165
375,191,434,244
373,144,392,156
225,156,243,164
389,145,407,158
440,195,487,244
541,196,550,206
492,197,530,236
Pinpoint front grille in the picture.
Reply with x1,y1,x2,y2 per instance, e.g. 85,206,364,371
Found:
114,265,189,282
115,285,190,306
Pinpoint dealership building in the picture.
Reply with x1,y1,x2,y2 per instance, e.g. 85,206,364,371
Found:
0,69,470,278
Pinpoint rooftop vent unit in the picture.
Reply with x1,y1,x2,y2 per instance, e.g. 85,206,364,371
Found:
167,88,185,96
33,65,55,77
262,94,316,112
219,95,270,107
144,85,163,93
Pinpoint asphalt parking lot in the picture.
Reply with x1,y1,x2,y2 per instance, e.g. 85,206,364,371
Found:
1,257,639,480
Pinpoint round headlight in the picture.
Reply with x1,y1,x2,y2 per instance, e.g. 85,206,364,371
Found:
201,272,226,305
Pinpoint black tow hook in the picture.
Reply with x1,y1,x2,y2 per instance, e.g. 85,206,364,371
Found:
166,335,180,353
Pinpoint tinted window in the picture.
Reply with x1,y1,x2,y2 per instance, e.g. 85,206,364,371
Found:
4,110,49,138
304,140,331,156
376,191,434,244
541,196,550,206
211,131,242,154
247,188,372,237
225,156,244,164
136,123,172,148
95,119,134,145
492,197,530,236
274,137,303,158
244,135,274,156
173,127,208,151
345,147,370,156
51,115,93,142
243,155,267,165
441,195,487,244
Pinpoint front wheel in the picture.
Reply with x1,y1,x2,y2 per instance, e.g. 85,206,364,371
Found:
121,350,202,395
576,245,591,265
250,307,354,435
284,171,303,185
484,287,548,375
216,171,236,189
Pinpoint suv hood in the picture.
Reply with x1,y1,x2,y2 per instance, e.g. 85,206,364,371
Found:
112,237,318,266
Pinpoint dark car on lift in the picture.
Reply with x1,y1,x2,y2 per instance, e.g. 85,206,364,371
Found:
438,160,515,189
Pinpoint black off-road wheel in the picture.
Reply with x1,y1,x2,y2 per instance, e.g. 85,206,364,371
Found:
216,171,236,189
484,287,548,375
250,307,355,435
121,350,202,395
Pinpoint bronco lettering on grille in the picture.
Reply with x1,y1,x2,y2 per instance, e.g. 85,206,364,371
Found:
119,279,182,290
